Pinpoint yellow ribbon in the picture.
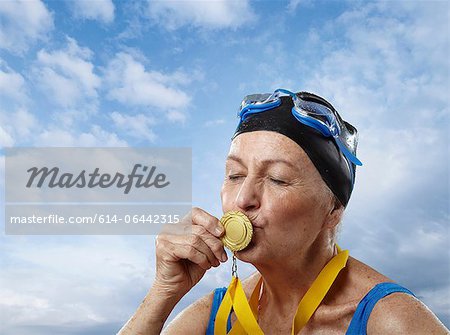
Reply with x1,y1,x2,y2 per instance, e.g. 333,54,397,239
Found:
214,246,349,334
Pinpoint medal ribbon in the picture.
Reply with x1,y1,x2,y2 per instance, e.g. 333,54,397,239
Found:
214,246,349,335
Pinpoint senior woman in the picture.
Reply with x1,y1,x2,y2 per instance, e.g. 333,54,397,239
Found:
118,90,448,334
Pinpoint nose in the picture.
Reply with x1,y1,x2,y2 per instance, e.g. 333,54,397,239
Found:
235,177,261,212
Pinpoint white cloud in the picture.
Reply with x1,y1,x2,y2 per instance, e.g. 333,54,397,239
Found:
286,0,313,13
166,110,187,123
111,111,157,142
0,64,27,103
0,0,53,54
302,2,448,131
417,285,450,322
104,52,191,119
0,108,38,146
36,125,127,147
204,119,225,127
147,0,256,30
70,0,115,24
32,37,101,108
0,290,49,310
0,125,14,147
0,106,126,147
354,127,444,207
0,236,151,331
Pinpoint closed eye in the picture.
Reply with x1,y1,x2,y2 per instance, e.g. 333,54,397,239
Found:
228,175,244,181
269,177,288,185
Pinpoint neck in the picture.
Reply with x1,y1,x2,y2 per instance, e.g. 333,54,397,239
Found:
256,240,336,313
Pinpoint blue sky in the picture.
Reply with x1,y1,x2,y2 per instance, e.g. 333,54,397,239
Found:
0,0,449,333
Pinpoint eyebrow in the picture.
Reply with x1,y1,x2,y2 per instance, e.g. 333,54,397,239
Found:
226,154,299,171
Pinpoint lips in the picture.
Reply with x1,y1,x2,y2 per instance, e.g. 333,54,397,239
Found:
250,219,264,229
243,212,263,228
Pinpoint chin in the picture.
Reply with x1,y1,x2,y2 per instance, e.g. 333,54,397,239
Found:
234,242,260,263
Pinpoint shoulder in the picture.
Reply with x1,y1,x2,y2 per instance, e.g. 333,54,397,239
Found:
325,256,392,306
367,289,449,334
327,257,448,334
342,257,448,333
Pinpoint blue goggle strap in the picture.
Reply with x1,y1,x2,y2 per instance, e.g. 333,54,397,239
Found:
239,89,295,119
239,99,281,122
335,137,362,166
291,110,332,137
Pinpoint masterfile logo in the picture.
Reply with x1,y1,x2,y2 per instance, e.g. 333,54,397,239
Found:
26,164,170,194
4,147,191,235
6,147,190,202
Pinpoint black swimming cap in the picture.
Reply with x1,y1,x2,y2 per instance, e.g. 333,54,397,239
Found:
232,92,357,207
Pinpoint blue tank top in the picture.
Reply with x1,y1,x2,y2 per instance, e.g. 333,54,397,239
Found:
206,282,414,335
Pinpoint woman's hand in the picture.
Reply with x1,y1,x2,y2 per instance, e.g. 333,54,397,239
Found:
117,208,227,335
153,207,228,299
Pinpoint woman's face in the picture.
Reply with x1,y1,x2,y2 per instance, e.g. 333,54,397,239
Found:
221,131,335,265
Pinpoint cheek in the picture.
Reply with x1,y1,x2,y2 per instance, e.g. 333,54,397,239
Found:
264,191,324,230
220,184,235,211
267,199,305,222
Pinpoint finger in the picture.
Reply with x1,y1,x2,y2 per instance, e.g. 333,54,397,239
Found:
160,233,220,267
192,207,224,237
192,225,227,263
180,234,220,267
170,242,213,270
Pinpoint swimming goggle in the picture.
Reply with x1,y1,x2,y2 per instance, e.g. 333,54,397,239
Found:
238,89,362,170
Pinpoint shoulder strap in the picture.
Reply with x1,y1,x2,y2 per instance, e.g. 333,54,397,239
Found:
206,287,231,335
346,282,415,335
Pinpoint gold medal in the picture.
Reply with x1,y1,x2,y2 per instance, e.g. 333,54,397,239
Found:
220,211,253,251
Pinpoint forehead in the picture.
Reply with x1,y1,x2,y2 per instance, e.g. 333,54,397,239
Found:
227,131,310,169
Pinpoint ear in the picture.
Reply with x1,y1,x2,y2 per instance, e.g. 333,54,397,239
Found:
323,197,344,230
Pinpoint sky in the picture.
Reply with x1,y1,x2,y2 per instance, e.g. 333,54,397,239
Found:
0,0,449,334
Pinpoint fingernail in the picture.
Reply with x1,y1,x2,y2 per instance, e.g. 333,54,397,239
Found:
221,253,228,262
